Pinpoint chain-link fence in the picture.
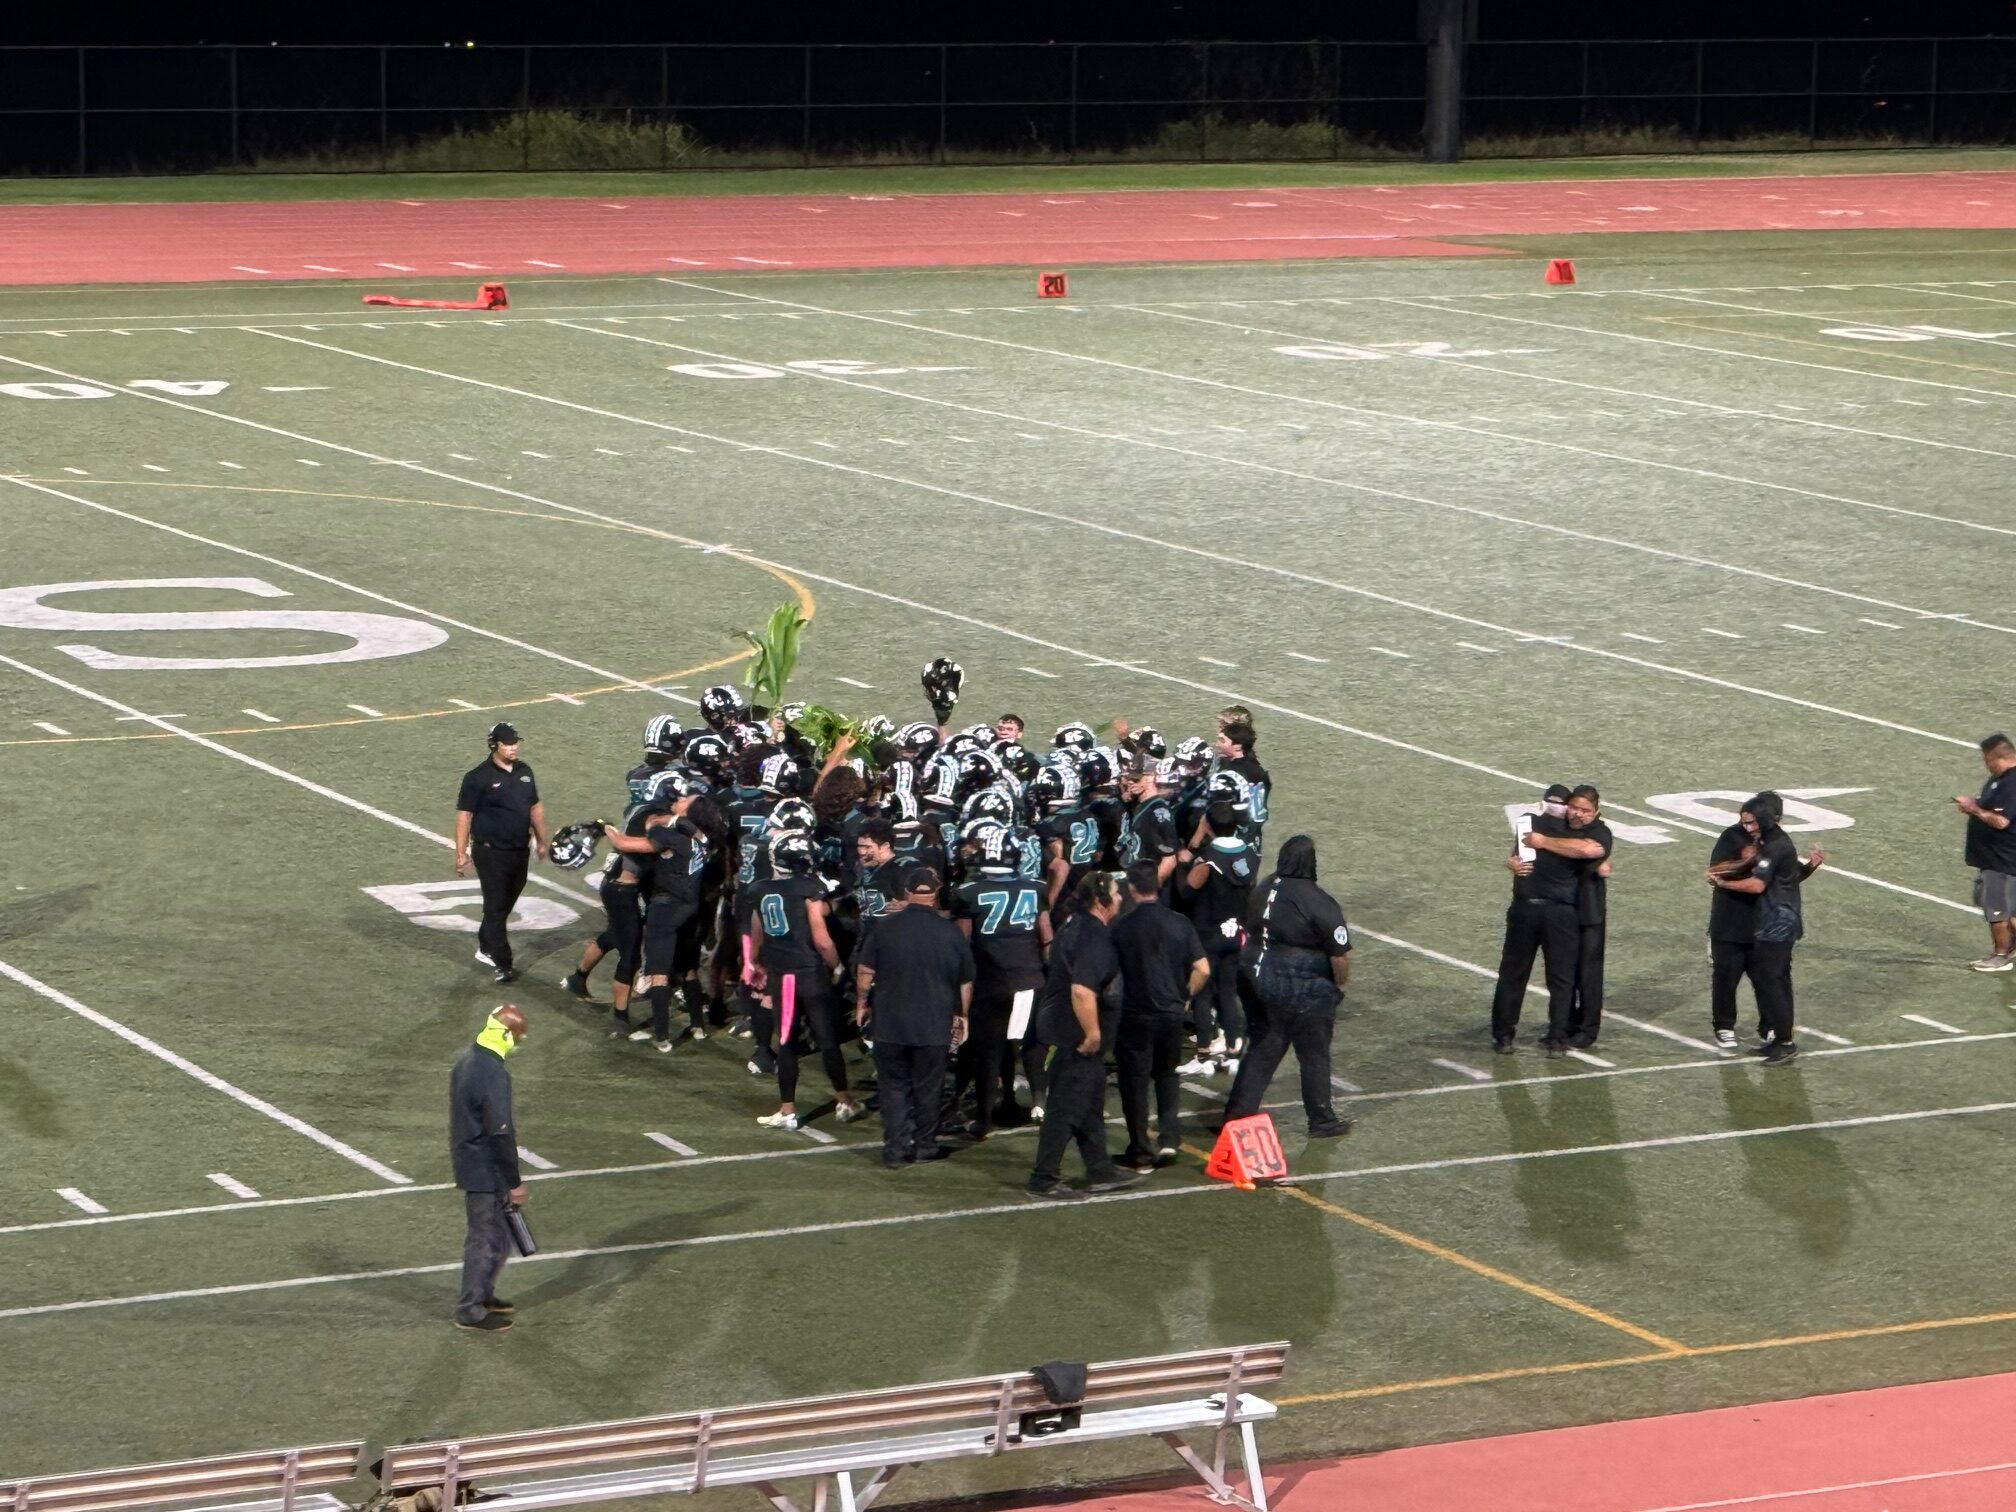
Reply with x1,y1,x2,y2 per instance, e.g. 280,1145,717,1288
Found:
2,38,2012,177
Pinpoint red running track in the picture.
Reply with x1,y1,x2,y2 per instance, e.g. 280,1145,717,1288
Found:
2,169,2013,286
993,1370,2016,1512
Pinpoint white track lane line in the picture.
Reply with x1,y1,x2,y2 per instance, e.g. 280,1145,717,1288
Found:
234,329,1982,753
0,346,1966,918
1,476,694,709
557,318,2016,638
15,1099,2016,1321
0,957,409,1185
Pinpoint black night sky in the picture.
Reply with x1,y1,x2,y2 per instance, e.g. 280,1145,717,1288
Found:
15,0,2016,45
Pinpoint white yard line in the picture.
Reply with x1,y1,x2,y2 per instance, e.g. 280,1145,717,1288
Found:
55,1189,108,1215
515,1146,558,1170
555,318,2016,638
206,1173,261,1201
1286,651,1328,663
1287,1100,2016,1192
0,344,1966,922
31,721,68,735
240,708,281,724
1802,1027,1855,1047
15,1098,2015,1321
1018,666,1058,679
644,1132,699,1157
223,331,1986,754
1565,1049,1616,1069
1901,1013,1967,1036
345,703,384,718
0,476,695,710
0,957,410,1185
1429,1058,1493,1082
4,1029,2009,1246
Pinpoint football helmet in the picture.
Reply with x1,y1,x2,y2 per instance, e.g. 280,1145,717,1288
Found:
548,820,605,871
699,684,746,730
1173,736,1212,773
1123,725,1167,762
770,832,818,877
643,712,683,756
1053,721,1096,753
681,732,732,785
766,797,816,834
918,752,962,810
961,787,1014,827
758,752,801,795
896,721,942,762
921,657,964,722
644,767,707,810
995,742,1040,783
1206,769,1253,810
882,789,922,827
856,714,897,744
1027,765,1081,817
1076,748,1115,791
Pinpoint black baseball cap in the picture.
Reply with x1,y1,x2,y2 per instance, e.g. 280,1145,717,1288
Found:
903,865,942,896
488,722,522,745
1542,783,1572,804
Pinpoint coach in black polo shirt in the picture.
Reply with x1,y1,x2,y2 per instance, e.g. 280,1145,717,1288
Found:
857,867,974,1168
1489,783,1604,1055
1111,861,1208,1170
455,723,548,985
1027,871,1139,1201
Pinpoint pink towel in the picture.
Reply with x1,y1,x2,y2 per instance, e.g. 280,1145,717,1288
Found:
779,971,797,1045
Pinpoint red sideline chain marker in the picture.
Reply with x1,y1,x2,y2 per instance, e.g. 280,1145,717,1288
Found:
363,281,509,311
1205,1114,1289,1191
1544,258,1576,285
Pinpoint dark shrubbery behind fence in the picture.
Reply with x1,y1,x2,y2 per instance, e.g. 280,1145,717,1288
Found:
4,38,2015,177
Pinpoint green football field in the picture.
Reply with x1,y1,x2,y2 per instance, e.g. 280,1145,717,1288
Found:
3,231,2016,1503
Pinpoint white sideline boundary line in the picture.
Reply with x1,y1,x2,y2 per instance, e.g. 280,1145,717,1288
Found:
0,1143,843,1238
4,1029,2010,1243
554,318,2016,643
0,347,1970,925
0,957,410,1186
232,327,1980,754
10,1099,2014,1321
0,477,693,709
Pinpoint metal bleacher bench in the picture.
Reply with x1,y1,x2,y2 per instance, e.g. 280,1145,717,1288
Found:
378,1342,1290,1512
0,1444,367,1512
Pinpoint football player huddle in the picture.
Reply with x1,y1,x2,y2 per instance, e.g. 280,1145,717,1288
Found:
549,659,1274,1135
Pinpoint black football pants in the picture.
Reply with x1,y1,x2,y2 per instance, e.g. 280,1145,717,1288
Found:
1750,941,1797,1046
1029,1046,1121,1191
1489,898,1578,1041
1225,1004,1341,1131
873,1043,948,1163
1115,1012,1186,1159
473,844,530,973
1567,922,1606,1042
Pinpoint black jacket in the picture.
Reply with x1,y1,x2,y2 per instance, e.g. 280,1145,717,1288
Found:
449,1044,521,1192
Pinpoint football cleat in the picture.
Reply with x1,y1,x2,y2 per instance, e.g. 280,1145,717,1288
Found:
547,821,606,871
